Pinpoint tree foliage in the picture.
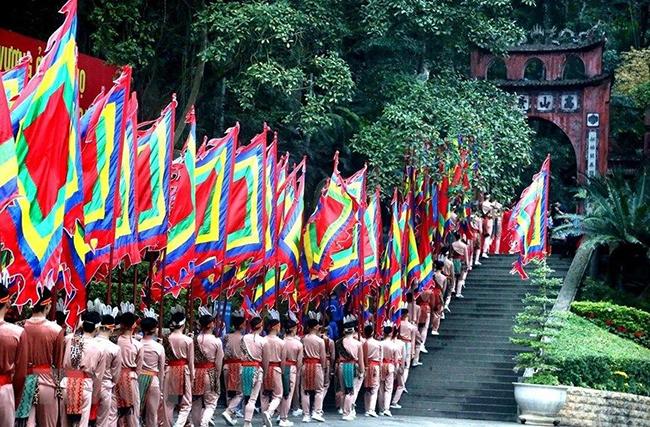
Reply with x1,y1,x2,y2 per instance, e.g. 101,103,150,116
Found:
352,74,533,199
613,47,650,109
5,0,648,202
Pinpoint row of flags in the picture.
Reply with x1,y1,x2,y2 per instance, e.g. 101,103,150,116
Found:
0,0,550,328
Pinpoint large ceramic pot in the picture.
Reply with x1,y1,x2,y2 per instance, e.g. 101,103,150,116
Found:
513,382,568,425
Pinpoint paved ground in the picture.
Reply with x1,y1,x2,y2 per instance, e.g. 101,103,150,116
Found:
296,415,519,426
213,413,519,426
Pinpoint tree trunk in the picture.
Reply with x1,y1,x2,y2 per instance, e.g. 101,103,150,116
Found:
174,28,207,146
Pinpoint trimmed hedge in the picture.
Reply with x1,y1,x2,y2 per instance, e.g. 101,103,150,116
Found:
571,301,650,348
546,313,650,396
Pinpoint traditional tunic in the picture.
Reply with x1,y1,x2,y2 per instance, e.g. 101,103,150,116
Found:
278,335,302,421
417,290,433,345
442,257,456,306
163,333,194,427
337,335,364,416
261,334,284,415
377,338,397,413
431,272,447,332
115,335,143,427
139,336,165,427
232,332,265,423
223,330,244,398
22,317,65,427
390,337,405,406
452,240,470,294
191,333,223,427
95,335,121,427
0,320,27,427
392,321,416,405
362,337,382,414
59,334,105,427
300,333,326,417
322,334,335,395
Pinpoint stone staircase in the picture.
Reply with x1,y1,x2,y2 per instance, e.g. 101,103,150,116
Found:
399,254,572,422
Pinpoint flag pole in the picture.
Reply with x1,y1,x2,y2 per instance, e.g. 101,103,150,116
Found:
106,245,115,305
133,265,139,308
158,249,166,336
118,263,123,304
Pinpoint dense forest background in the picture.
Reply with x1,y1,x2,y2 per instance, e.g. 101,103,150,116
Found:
2,0,648,209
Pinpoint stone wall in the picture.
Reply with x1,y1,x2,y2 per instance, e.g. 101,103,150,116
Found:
558,386,650,426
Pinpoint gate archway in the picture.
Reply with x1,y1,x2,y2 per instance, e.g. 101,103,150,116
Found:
471,27,611,182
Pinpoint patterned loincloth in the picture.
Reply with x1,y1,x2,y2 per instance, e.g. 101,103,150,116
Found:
341,362,356,394
166,363,186,396
15,374,39,420
282,366,292,398
241,366,256,397
115,369,135,409
225,363,241,392
137,374,153,414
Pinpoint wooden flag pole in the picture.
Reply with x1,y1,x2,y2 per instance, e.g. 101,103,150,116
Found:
118,264,124,304
186,283,194,333
158,250,166,336
133,266,139,307
106,244,115,305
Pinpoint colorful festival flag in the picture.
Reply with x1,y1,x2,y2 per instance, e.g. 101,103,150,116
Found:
2,53,31,107
383,189,404,322
224,127,267,270
111,92,141,268
302,153,357,288
508,155,551,279
158,107,197,296
136,96,176,251
191,124,238,301
81,67,131,256
0,77,18,212
276,158,306,297
2,0,81,300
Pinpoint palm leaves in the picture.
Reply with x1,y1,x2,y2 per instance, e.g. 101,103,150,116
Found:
555,169,650,256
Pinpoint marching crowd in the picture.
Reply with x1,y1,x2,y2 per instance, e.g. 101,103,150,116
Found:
0,196,505,427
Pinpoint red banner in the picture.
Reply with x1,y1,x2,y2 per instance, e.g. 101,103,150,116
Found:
0,28,118,113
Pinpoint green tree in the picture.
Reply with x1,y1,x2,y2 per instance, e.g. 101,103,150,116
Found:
351,74,533,200
555,169,650,291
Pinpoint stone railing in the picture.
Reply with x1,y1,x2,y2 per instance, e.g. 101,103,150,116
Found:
558,386,650,427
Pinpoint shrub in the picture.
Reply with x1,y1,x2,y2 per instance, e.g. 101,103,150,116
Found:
578,278,650,312
546,312,650,396
511,260,563,378
571,301,650,349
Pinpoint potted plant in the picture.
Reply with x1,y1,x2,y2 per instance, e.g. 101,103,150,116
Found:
511,260,568,425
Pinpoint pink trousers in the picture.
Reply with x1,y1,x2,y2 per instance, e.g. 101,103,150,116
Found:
0,383,15,427
278,366,297,420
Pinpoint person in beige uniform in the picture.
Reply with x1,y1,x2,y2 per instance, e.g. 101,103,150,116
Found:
391,308,415,409
221,310,245,426
191,306,223,427
377,321,397,417
470,213,483,267
301,312,327,423
406,293,423,367
451,232,470,298
481,193,495,257
278,311,302,427
0,281,27,427
59,306,105,427
337,314,364,421
19,288,65,427
430,261,447,336
94,303,122,427
239,313,266,427
139,310,165,427
163,307,194,427
115,303,143,427
261,309,284,427
362,323,382,418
